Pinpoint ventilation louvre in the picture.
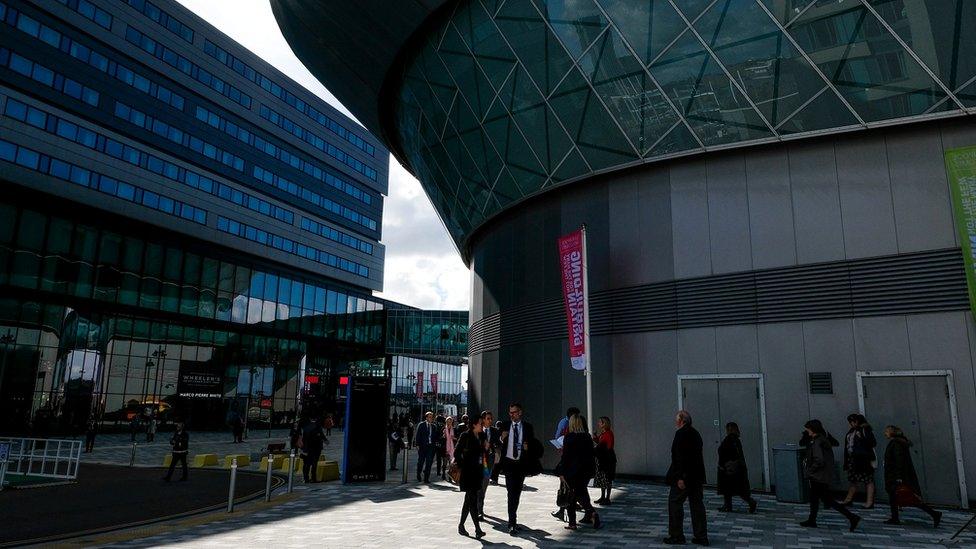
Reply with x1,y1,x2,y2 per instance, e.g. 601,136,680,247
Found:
809,372,833,395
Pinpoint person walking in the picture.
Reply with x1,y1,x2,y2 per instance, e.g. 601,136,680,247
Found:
550,406,581,520
415,411,440,482
841,413,877,509
146,415,157,443
129,416,141,443
477,410,499,518
717,422,757,513
593,416,616,505
435,414,447,478
302,417,326,483
406,417,415,449
558,414,602,531
443,416,457,479
500,402,539,536
663,410,708,546
456,420,487,539
489,419,504,485
882,425,942,527
799,419,861,531
388,420,404,471
163,421,189,482
84,417,98,453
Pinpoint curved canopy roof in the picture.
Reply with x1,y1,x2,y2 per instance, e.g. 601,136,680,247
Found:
276,0,976,260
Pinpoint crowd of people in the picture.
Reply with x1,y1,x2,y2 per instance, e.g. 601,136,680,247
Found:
386,405,944,544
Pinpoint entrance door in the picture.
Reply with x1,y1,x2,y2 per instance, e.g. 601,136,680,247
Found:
680,376,767,489
861,373,963,506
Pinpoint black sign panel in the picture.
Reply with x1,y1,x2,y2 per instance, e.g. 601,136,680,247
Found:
177,361,223,398
341,376,390,483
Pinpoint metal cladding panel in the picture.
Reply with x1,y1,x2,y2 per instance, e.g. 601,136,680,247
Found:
745,149,796,270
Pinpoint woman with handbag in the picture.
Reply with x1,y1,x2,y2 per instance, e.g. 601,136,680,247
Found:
841,413,877,508
593,416,616,505
717,422,757,513
558,415,602,530
455,420,487,539
799,419,861,531
882,425,942,527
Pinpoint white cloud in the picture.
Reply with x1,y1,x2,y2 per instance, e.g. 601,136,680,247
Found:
175,0,470,311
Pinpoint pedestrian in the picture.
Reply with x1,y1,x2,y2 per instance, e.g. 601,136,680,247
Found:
558,414,602,530
163,421,189,482
443,416,457,479
302,417,326,483
456,414,469,438
146,415,157,443
406,418,415,449
415,411,440,483
663,410,708,546
388,421,404,471
129,415,141,442
324,413,334,437
233,415,244,443
717,422,757,513
882,425,942,527
489,419,504,484
550,406,581,520
593,416,616,505
84,417,98,453
435,414,447,478
477,410,499,518
500,402,540,536
799,419,861,531
289,419,302,451
841,413,877,509
456,419,487,539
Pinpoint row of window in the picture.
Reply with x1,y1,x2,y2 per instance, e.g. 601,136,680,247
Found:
197,105,375,209
124,26,251,109
114,101,245,172
2,98,291,227
300,217,373,255
54,0,111,30
0,138,207,225
202,39,376,158
1,3,185,110
252,166,378,232
258,105,375,206
0,47,98,106
125,0,193,43
215,216,370,278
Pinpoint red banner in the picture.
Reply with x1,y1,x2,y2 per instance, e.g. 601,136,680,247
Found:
416,371,424,398
558,229,587,371
430,373,439,395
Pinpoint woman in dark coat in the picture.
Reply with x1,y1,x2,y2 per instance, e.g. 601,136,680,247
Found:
455,421,486,539
841,413,877,508
558,415,602,530
882,425,942,527
717,422,757,513
799,419,861,531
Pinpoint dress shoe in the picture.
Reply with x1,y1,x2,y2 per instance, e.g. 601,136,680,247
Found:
934,511,943,528
691,537,709,546
457,525,468,537
799,520,817,528
662,537,686,545
551,510,565,521
748,500,757,514
508,526,518,536
884,518,901,525
474,529,486,539
849,515,861,532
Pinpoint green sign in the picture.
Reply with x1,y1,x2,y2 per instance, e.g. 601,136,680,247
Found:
946,146,976,316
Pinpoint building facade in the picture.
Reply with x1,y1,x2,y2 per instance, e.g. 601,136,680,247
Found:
276,0,976,506
0,0,434,434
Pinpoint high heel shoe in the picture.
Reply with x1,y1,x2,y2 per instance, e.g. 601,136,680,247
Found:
475,528,486,539
458,525,469,537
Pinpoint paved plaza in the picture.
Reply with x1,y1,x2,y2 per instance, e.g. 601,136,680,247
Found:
58,432,976,548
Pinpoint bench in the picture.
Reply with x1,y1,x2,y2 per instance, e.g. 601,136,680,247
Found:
191,454,219,467
223,454,250,468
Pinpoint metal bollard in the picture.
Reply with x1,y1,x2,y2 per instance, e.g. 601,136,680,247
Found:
129,442,137,467
287,450,295,493
227,457,238,513
264,452,274,502
401,445,408,484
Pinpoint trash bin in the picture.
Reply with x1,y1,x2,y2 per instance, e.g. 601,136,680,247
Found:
773,443,808,503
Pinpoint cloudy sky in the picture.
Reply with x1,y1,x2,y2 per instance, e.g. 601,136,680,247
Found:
175,0,470,312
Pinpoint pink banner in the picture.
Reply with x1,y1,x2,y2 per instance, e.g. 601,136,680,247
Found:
416,371,424,398
558,230,587,371
430,373,439,395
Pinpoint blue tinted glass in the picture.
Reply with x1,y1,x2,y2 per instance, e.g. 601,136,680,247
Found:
0,140,15,162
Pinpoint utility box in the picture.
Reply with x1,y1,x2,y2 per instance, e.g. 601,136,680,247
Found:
773,444,808,503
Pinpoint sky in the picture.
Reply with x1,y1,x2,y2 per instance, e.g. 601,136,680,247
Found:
175,0,470,312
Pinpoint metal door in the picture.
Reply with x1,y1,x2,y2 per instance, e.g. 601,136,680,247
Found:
719,379,765,489
862,375,959,505
680,379,721,485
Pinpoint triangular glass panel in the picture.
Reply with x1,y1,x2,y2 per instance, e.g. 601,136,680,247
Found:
957,78,976,108
581,28,681,156
481,85,549,193
596,0,687,66
502,64,574,172
490,167,525,209
759,0,816,25
787,1,949,121
549,67,640,171
696,0,829,128
534,0,609,60
454,1,517,91
776,87,858,135
459,124,505,186
548,148,590,186
649,31,773,146
646,121,702,158
494,0,574,96
439,24,495,119
869,0,975,109
417,48,459,114
672,0,716,22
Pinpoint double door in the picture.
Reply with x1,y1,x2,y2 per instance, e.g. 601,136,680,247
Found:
678,375,768,490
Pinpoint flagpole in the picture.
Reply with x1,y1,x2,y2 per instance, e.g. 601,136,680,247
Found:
581,224,593,429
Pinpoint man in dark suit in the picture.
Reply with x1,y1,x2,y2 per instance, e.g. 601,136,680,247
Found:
664,410,708,546
499,402,537,535
414,411,440,482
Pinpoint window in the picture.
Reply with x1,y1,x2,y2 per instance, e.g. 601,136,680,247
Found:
55,0,112,30
0,48,99,106
125,0,193,42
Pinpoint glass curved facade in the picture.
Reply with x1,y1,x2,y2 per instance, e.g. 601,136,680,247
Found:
393,0,976,248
